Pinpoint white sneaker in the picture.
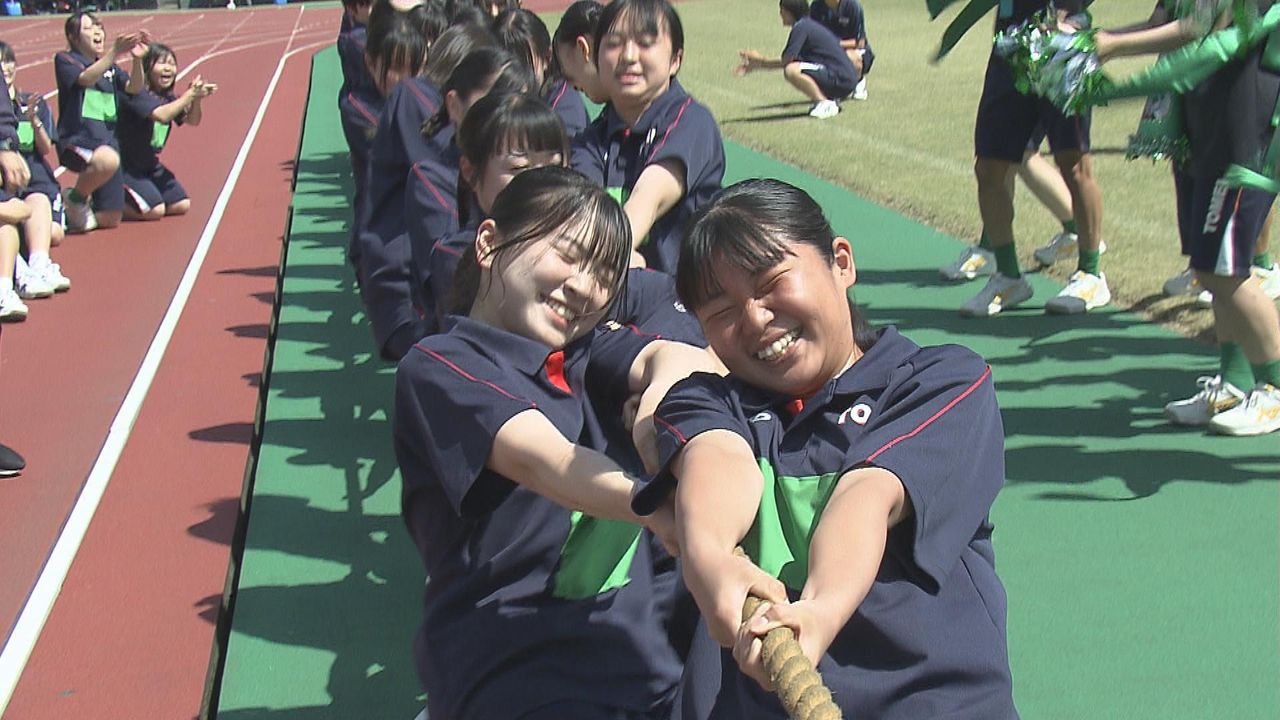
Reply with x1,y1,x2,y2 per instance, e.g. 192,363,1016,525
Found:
1045,270,1110,314
29,257,70,292
940,246,996,282
852,77,868,101
1164,267,1200,297
959,273,1033,317
1163,375,1248,426
0,287,28,321
1208,383,1280,436
1031,233,1107,267
809,99,840,119
62,188,97,234
1196,263,1280,307
16,265,54,299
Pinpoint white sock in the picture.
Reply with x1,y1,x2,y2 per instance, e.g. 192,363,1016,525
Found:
1,276,13,293
28,251,49,268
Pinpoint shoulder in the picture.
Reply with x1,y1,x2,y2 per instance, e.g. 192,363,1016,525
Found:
898,344,990,393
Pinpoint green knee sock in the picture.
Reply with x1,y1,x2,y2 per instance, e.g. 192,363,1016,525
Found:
1061,219,1078,235
1077,248,1102,276
994,243,1020,278
67,188,86,204
1252,359,1280,387
978,230,993,251
1253,251,1272,269
1221,343,1256,390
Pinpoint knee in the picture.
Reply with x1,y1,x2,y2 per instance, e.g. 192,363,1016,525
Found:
96,210,122,228
1055,153,1094,187
783,63,803,81
1196,271,1243,297
166,199,190,216
139,205,166,221
91,147,120,174
974,158,1009,186
50,224,64,246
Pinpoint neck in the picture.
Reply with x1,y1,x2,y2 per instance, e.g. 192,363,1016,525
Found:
614,81,670,126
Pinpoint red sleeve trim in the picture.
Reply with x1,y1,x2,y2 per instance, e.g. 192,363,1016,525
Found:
415,346,538,408
348,92,379,125
432,237,463,256
404,80,439,113
548,80,569,109
645,97,694,165
410,163,459,218
866,365,992,463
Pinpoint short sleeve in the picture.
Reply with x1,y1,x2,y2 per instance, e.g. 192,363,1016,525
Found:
36,100,56,143
546,80,590,139
54,53,85,92
781,24,806,62
846,349,1004,591
113,64,130,92
655,374,752,477
123,89,164,121
644,101,723,196
394,341,538,517
570,118,607,184
405,157,461,299
611,269,705,347
585,321,663,395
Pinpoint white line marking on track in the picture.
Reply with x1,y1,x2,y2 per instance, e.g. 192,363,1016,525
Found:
0,7,316,714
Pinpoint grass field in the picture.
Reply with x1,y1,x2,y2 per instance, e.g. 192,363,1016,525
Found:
595,0,1259,341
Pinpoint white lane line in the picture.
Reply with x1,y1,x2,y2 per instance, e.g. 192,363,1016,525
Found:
0,8,312,714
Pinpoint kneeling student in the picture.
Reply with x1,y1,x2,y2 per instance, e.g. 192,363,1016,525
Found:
736,0,858,119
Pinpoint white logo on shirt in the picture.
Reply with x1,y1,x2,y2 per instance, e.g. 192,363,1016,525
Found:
673,301,687,313
602,320,623,332
838,403,872,426
750,411,773,423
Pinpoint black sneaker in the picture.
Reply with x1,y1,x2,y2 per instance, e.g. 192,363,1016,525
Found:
0,442,25,477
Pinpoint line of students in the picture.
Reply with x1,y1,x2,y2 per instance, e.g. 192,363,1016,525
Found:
336,1,1018,717
0,10,216,322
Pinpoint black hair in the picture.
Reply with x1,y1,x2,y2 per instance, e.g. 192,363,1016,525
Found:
448,3,489,28
0,41,15,64
421,46,535,137
552,0,603,49
449,166,631,316
472,0,519,17
142,43,178,93
341,0,372,11
423,22,495,87
492,8,558,92
405,0,449,48
365,10,431,95
64,11,102,48
455,91,568,222
778,0,808,22
592,0,685,64
677,178,875,343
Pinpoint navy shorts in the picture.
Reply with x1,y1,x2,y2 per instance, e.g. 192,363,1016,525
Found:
58,143,125,211
515,700,673,720
975,52,1091,162
123,164,188,213
800,64,856,101
1178,172,1275,277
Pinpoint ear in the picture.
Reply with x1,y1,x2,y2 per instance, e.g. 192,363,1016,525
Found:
669,47,683,78
445,89,465,127
831,236,856,289
575,35,593,65
458,154,479,191
474,219,499,270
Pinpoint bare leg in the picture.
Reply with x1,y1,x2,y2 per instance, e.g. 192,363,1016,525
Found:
1017,149,1073,223
1053,150,1104,253
975,157,1018,249
783,63,828,102
21,194,53,256
72,146,120,197
166,199,191,216
1201,273,1280,365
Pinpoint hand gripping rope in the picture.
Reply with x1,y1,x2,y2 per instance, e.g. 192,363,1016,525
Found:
734,548,843,720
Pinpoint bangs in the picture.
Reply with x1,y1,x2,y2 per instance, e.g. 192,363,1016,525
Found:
676,203,792,311
458,93,568,167
504,187,630,305
595,0,683,53
490,110,569,160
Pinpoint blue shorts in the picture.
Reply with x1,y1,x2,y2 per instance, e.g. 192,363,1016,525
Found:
800,64,856,101
975,52,1091,162
123,164,188,213
58,143,125,211
1178,172,1275,277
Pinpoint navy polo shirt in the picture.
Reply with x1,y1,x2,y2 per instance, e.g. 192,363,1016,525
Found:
423,221,476,323
405,146,462,320
55,49,129,149
642,327,1018,719
808,0,874,71
782,17,857,88
117,88,182,174
337,23,382,154
13,92,58,193
545,77,590,139
356,76,453,357
0,75,17,149
394,316,681,719
571,79,725,275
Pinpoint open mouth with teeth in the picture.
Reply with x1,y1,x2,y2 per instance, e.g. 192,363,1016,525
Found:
755,328,801,362
544,295,579,326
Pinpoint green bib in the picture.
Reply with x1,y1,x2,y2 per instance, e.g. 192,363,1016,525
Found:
551,512,642,600
151,122,170,151
82,87,117,123
741,459,841,591
16,121,34,153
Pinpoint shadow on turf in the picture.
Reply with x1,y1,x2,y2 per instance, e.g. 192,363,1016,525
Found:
195,150,425,720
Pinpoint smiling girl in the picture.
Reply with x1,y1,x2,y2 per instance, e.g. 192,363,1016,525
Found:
571,0,724,273
395,166,713,719
632,178,1018,719
118,44,216,221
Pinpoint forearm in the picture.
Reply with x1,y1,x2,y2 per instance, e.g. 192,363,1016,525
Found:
799,469,908,648
756,56,788,70
1096,21,1202,60
78,55,113,87
536,444,643,522
33,126,53,156
674,434,761,564
623,160,684,249
630,341,718,424
152,93,195,124
186,97,203,126
125,58,144,95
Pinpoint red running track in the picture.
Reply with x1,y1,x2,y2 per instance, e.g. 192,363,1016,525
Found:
0,5,339,718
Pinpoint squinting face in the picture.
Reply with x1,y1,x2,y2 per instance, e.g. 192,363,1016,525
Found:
148,53,178,93
472,148,564,215
595,15,681,114
555,40,607,104
696,240,858,398
75,16,106,58
477,222,618,349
